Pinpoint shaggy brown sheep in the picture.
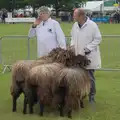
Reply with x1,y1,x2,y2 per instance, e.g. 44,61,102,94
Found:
11,59,52,113
54,67,90,118
11,47,90,114
11,60,34,113
47,48,90,67
26,63,64,115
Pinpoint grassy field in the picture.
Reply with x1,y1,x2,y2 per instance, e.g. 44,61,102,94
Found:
1,23,120,36
0,23,120,120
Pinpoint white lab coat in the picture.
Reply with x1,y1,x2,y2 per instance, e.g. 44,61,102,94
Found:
71,18,102,69
28,18,66,57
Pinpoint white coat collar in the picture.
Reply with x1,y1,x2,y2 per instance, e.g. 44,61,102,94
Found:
77,17,90,29
43,17,51,24
38,17,51,27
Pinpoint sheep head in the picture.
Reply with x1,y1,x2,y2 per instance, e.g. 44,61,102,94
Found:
48,48,90,67
48,48,75,67
73,54,91,67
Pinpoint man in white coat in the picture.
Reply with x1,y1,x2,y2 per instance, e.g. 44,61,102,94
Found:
71,8,102,103
28,6,66,57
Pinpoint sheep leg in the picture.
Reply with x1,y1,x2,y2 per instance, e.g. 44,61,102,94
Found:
59,99,65,117
59,87,66,117
40,103,44,116
12,90,21,112
80,100,84,108
59,104,64,117
65,96,72,119
12,96,17,112
28,90,34,114
23,95,28,114
29,98,34,114
68,110,72,119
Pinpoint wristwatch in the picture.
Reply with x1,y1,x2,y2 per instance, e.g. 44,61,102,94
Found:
84,48,91,55
32,24,37,28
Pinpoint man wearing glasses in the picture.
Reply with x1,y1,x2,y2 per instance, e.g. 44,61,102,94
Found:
71,8,102,103
28,6,66,57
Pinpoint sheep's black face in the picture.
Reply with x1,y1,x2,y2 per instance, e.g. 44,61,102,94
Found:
74,55,91,67
49,48,91,67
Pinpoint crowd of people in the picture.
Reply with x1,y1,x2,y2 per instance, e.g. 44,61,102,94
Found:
87,11,120,24
1,7,120,24
0,9,7,24
110,11,120,23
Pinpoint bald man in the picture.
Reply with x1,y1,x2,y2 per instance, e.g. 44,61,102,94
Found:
71,8,102,103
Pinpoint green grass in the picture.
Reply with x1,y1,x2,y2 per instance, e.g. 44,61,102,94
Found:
1,23,120,36
0,23,120,120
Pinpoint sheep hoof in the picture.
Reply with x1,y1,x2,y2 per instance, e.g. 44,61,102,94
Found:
40,113,43,116
80,104,84,108
12,109,16,112
30,112,33,114
29,111,33,114
81,106,84,108
68,111,72,119
68,115,72,119
60,113,64,117
80,101,84,108
23,111,26,114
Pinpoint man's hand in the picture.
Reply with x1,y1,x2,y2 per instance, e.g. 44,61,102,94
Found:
34,17,42,25
32,17,42,28
84,48,91,55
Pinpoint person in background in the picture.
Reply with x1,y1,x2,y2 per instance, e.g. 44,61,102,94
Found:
71,8,102,103
28,6,66,57
2,12,6,24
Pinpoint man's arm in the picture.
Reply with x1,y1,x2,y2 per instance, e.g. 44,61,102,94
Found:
70,24,76,53
85,24,102,52
28,27,36,38
28,18,42,38
54,22,66,49
70,25,75,46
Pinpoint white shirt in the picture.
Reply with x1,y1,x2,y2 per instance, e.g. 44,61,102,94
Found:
71,18,102,69
28,18,66,57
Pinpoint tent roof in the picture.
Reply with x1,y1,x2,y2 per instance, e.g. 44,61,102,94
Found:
82,1,104,11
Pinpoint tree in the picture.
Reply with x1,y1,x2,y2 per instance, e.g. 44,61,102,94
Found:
16,0,27,9
0,0,27,11
49,0,87,16
0,0,9,10
24,0,87,17
24,0,48,16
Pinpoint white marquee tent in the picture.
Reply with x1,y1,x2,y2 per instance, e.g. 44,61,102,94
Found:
82,1,118,12
83,1,104,12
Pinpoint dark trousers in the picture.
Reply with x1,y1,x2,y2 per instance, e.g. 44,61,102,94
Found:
88,70,96,101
